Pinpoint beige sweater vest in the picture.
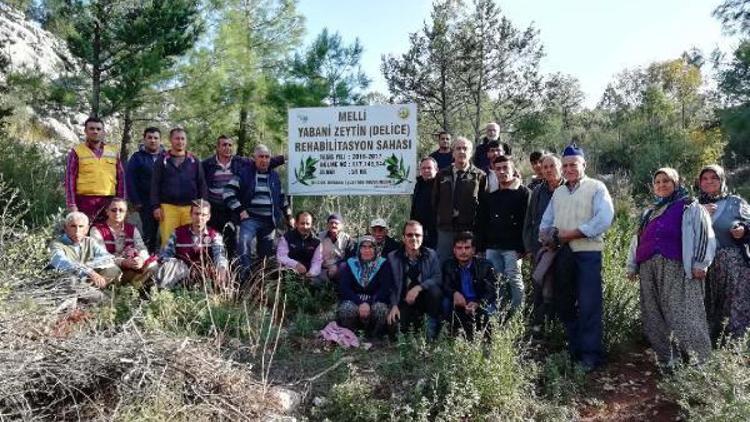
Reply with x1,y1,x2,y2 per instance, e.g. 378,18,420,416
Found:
552,177,605,252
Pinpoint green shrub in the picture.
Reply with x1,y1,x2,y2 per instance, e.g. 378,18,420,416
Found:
271,271,337,316
661,335,750,421
601,216,641,353
318,317,555,421
0,136,64,227
314,367,390,422
539,352,587,404
143,289,260,340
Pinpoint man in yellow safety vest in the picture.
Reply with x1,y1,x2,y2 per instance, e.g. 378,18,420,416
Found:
64,116,125,223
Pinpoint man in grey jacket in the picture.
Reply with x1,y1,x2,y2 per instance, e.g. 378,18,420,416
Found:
387,220,443,340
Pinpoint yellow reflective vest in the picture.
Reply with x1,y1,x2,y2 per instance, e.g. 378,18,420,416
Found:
75,143,118,196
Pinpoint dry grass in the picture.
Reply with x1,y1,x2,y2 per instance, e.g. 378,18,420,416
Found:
0,304,288,421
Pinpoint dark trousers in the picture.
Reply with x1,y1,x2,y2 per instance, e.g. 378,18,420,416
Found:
423,225,438,250
397,284,442,338
556,250,604,367
532,282,553,327
138,207,159,254
450,304,494,341
208,205,237,258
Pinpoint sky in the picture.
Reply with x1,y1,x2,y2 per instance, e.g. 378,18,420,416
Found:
297,0,737,108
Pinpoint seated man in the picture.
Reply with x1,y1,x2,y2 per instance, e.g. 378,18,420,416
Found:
442,231,498,340
89,198,157,287
318,213,353,282
156,199,229,291
386,220,443,340
369,218,400,258
337,235,393,337
49,211,122,303
277,211,323,284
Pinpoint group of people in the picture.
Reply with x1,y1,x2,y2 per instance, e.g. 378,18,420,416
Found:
54,116,292,295
49,117,749,370
406,125,614,369
626,165,750,366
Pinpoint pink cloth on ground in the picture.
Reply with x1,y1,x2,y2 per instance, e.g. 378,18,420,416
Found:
319,321,360,348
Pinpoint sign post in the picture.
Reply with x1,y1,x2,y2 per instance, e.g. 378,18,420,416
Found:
288,104,417,196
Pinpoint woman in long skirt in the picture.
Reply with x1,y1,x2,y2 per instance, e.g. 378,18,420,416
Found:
627,168,715,366
698,164,750,342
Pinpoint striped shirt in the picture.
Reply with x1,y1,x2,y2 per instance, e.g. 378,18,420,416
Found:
248,172,272,217
207,158,234,205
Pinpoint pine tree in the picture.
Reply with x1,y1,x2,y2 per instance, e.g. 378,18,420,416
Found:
382,0,463,133
44,0,203,118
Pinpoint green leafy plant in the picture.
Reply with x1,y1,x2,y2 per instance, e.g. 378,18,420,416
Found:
294,156,319,185
385,153,410,185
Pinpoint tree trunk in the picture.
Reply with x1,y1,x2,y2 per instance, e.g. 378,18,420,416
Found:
120,109,133,163
238,103,248,157
91,7,102,117
440,62,449,132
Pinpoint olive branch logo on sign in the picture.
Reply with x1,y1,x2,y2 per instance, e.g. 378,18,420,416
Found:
385,153,410,185
294,156,319,185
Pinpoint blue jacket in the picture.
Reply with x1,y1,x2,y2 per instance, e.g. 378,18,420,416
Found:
202,155,285,207
150,152,208,209
223,161,288,226
126,145,164,207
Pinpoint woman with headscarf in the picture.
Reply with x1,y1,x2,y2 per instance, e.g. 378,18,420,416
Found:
337,235,393,337
627,168,715,366
698,164,750,341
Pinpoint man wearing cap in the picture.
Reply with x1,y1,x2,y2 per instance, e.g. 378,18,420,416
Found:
539,143,614,371
277,211,323,284
369,218,401,258
410,157,438,249
318,213,354,282
473,122,511,170
224,144,293,271
433,136,487,263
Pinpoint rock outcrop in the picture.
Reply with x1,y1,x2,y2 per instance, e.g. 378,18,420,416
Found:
0,4,88,147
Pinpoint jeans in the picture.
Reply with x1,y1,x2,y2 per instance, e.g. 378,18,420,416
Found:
237,216,275,268
486,249,523,311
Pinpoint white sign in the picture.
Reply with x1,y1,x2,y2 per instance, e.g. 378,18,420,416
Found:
288,104,417,196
